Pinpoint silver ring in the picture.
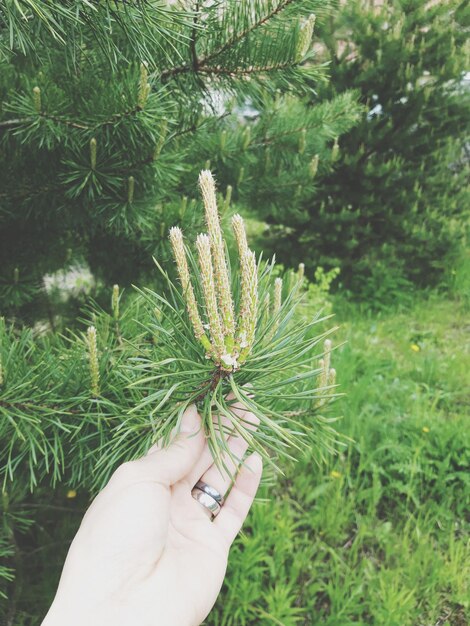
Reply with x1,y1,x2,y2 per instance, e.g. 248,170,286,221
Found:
194,480,225,506
191,488,221,520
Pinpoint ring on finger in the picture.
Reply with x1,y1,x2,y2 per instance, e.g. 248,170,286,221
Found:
191,488,221,520
194,480,225,506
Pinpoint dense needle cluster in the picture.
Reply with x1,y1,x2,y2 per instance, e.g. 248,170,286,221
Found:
169,170,258,372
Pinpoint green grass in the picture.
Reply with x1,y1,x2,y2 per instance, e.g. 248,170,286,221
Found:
209,295,470,626
7,293,470,625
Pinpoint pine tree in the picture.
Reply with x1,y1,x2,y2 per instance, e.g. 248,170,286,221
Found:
261,0,470,303
0,170,341,622
0,0,361,324
0,3,361,621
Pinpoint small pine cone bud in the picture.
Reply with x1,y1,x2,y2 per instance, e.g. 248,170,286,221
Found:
264,148,271,171
179,195,188,218
274,277,282,313
231,214,248,260
127,176,135,203
309,154,319,178
138,61,150,108
242,126,251,150
223,185,232,214
13,268,19,284
238,250,258,363
328,368,336,387
198,171,235,340
154,119,168,159
112,284,119,320
263,292,271,326
238,166,244,185
139,83,150,109
220,130,227,150
87,326,100,397
90,138,97,169
196,233,225,358
169,227,208,348
298,263,305,282
33,86,41,113
297,13,316,61
331,138,340,162
298,129,307,155
271,277,283,337
319,339,332,389
323,338,332,367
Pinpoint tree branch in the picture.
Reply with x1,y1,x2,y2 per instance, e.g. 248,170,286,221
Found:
190,2,200,71
202,0,296,65
195,60,296,77
0,105,144,134
160,0,296,81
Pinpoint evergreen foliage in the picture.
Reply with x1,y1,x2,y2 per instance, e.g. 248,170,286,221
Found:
0,170,340,619
262,0,470,301
0,2,362,619
0,0,362,322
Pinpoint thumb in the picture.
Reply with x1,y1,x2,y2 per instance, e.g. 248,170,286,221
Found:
136,405,205,485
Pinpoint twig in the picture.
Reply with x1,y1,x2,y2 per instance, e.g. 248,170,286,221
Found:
190,2,200,71
202,0,296,65
195,60,296,77
161,0,295,81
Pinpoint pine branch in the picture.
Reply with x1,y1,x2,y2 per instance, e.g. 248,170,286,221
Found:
190,2,200,71
255,112,353,146
204,0,297,65
194,60,298,77
160,0,297,81
1,105,150,133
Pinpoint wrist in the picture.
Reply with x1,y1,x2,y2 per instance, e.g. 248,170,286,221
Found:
43,597,198,626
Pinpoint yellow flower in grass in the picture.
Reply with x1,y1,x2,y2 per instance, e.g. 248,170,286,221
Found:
66,489,77,499
330,470,342,479
422,426,430,433
410,343,420,352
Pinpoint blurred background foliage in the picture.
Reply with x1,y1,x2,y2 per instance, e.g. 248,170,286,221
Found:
261,0,470,304
0,0,362,325
0,0,469,624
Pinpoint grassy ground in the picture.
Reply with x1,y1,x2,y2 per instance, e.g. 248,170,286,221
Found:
8,292,469,625
209,294,470,625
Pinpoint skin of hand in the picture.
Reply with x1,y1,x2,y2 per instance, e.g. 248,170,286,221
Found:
42,402,262,626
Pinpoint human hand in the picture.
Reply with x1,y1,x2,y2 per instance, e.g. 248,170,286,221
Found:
42,402,262,626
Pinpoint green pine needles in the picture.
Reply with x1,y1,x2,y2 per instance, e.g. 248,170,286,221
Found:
0,171,340,497
127,170,339,472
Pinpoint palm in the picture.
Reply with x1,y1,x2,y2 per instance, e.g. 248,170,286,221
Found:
44,403,262,626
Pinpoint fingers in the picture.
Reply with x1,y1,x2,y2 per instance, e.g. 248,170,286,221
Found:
214,453,263,544
194,403,259,500
112,405,205,487
187,393,257,487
